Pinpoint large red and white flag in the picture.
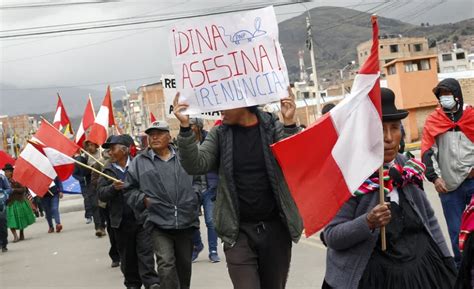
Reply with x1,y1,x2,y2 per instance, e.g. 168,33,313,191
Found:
271,16,383,237
53,94,74,135
13,144,57,197
88,86,116,146
34,121,80,157
29,140,75,181
75,96,96,147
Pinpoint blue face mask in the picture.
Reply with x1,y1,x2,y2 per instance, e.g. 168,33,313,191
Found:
439,95,456,110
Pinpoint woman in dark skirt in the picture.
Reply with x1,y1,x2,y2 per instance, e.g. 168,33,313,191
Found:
322,88,457,289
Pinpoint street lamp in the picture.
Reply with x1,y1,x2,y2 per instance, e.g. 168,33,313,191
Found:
340,60,356,96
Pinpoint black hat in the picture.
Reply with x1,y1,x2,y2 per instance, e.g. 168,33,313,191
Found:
102,135,134,149
2,163,14,171
381,88,408,121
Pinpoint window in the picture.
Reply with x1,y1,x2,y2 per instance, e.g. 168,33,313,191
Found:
404,59,431,72
380,45,384,49
405,61,418,72
414,44,422,52
364,51,368,56
456,52,465,60
442,54,453,61
390,44,399,53
420,59,431,70
387,65,397,75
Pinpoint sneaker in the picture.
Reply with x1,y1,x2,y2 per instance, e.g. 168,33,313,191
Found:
192,243,204,262
55,224,63,233
1,247,7,253
95,228,106,238
209,251,221,263
86,217,92,224
111,261,120,268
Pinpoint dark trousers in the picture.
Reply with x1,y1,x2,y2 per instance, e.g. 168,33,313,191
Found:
439,178,474,267
224,220,292,289
151,227,195,289
82,186,93,219
114,221,160,288
103,209,119,263
0,209,7,249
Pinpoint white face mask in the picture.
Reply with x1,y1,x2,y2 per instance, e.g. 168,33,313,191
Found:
439,95,456,110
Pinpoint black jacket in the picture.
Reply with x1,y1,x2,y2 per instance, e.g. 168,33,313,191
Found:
97,162,135,229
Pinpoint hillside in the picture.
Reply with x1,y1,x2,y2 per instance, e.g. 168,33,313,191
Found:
278,6,474,81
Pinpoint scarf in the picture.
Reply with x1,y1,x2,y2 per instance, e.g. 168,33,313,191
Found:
354,158,426,196
421,106,474,157
460,195,474,251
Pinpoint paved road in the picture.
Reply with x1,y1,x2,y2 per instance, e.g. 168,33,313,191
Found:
0,178,449,289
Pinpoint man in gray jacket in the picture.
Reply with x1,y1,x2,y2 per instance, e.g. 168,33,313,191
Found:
173,88,303,289
422,78,474,267
125,121,200,289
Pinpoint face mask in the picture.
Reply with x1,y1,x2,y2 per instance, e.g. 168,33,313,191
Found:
439,95,456,110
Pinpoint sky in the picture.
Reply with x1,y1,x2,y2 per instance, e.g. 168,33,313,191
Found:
0,0,473,116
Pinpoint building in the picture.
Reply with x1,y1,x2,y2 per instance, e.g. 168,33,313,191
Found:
383,55,439,142
357,35,437,76
0,114,37,156
438,45,471,73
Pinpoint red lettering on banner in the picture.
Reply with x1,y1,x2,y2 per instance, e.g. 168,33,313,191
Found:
182,63,193,88
211,25,228,50
190,61,206,87
259,45,274,71
228,51,243,76
214,55,233,81
202,57,218,85
241,48,260,74
178,31,190,56
274,40,282,70
196,27,213,54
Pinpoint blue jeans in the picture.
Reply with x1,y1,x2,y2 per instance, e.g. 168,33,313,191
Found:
0,209,7,248
439,178,474,267
43,194,61,228
193,190,218,253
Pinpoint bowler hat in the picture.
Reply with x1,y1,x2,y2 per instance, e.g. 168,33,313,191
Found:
381,88,408,121
2,163,14,171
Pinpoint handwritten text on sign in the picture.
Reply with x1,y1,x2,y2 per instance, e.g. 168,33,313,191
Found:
169,6,289,115
162,75,222,120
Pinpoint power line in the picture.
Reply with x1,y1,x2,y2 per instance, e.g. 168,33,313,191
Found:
0,1,305,39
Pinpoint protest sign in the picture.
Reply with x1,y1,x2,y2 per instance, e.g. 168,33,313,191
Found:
162,75,222,120
169,6,289,115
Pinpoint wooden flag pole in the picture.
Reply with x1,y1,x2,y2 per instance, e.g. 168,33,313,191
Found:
80,147,105,167
378,166,387,251
71,156,120,183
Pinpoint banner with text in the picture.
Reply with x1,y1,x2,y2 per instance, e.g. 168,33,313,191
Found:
169,6,289,115
162,75,222,120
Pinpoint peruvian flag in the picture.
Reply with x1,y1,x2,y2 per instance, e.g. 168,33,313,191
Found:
271,16,383,237
13,144,57,197
75,96,96,147
150,112,157,123
88,86,116,146
29,140,75,181
34,121,80,157
53,94,74,135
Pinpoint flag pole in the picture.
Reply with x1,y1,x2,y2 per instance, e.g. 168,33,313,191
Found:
39,116,105,167
378,166,387,251
29,139,118,183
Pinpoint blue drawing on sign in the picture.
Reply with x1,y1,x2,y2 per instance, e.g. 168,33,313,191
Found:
219,17,267,45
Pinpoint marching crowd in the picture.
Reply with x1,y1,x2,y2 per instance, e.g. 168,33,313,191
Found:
0,78,473,289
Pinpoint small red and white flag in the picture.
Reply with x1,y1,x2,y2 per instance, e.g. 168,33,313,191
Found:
53,94,74,136
13,144,57,197
34,121,80,157
150,112,157,123
29,140,75,181
88,86,116,146
271,16,383,237
75,96,96,147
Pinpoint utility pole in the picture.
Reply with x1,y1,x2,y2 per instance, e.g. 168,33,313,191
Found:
306,16,320,117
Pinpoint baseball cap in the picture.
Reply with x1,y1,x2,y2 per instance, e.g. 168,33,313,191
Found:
145,120,170,134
